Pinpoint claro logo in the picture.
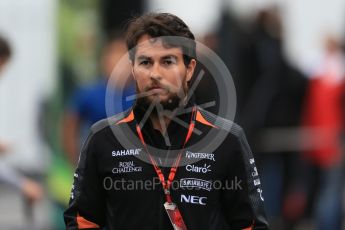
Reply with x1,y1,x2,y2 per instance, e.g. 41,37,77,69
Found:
180,194,207,206
186,164,211,174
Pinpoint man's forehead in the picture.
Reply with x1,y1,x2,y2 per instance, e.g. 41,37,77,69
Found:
135,35,183,58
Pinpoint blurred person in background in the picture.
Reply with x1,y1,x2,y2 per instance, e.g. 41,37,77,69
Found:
299,34,345,229
217,7,308,228
246,9,308,229
0,35,43,211
62,33,134,165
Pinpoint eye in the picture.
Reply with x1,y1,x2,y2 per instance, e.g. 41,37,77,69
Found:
164,60,173,65
139,60,151,66
163,58,176,65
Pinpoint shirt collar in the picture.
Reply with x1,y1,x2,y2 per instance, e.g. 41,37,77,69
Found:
132,96,196,150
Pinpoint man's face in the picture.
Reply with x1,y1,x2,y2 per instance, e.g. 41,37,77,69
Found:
132,35,196,109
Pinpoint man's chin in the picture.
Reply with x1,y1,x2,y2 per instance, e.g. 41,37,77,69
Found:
136,94,182,112
148,95,170,104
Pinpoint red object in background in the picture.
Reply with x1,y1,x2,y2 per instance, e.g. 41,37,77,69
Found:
302,76,345,168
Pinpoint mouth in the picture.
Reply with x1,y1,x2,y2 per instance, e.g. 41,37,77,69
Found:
149,86,162,90
147,85,167,95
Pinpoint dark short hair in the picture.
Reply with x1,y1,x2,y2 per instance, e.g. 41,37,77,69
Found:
125,13,196,66
0,36,11,61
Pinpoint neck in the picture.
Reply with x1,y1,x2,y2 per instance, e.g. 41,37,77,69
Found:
142,96,190,134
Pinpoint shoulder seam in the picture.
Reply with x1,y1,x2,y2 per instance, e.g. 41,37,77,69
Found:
90,108,133,134
197,107,243,137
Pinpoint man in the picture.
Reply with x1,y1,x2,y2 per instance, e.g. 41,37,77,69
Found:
0,35,42,202
64,13,268,229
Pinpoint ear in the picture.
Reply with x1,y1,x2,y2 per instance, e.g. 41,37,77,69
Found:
186,59,196,82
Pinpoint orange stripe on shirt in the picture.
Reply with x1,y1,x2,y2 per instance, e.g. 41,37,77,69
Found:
116,110,134,124
195,110,218,128
77,213,99,229
242,220,255,230
242,226,252,230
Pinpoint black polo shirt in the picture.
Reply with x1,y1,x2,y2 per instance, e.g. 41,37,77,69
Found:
64,101,268,230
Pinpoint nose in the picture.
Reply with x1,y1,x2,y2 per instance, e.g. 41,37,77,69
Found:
150,62,162,81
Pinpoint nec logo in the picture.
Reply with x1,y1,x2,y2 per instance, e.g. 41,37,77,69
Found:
180,194,207,206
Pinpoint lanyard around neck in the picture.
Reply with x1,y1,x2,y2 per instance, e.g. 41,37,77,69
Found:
135,106,196,203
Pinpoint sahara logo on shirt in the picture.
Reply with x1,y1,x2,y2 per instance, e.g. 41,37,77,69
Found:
112,161,142,174
112,148,142,157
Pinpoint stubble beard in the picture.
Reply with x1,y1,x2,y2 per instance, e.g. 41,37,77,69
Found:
135,83,188,118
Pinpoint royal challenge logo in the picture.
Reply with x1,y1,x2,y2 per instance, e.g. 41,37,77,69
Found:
112,161,142,174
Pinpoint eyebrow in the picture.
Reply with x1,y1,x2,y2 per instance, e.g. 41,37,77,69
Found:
161,55,178,60
136,54,178,61
136,55,151,61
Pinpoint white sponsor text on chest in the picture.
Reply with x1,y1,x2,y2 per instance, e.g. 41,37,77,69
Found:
112,161,142,174
112,148,142,157
185,151,215,161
